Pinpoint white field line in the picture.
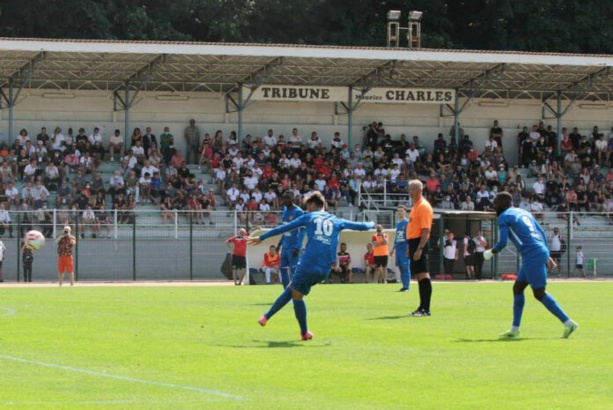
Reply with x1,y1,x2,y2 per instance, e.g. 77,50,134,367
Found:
0,307,16,317
0,354,245,401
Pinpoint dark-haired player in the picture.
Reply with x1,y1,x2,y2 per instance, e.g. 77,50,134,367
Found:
248,191,374,340
484,191,578,339
277,191,305,288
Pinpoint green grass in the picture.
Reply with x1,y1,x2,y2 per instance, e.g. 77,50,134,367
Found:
0,282,611,409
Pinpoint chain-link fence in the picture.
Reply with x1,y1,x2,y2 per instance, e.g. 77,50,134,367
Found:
0,210,608,283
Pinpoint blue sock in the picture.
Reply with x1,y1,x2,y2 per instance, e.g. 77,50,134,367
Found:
401,263,411,290
280,267,291,288
540,294,570,323
512,294,525,328
264,287,292,319
293,299,308,335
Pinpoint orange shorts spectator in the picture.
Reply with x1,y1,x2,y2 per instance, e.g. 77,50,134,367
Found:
58,255,74,273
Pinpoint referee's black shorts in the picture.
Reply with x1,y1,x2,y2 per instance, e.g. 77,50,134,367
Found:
408,238,429,274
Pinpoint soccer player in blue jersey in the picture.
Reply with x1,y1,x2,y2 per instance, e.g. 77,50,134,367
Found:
390,205,411,292
276,191,305,288
484,192,578,339
248,191,375,340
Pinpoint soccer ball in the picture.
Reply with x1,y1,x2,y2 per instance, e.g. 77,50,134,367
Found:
25,230,46,251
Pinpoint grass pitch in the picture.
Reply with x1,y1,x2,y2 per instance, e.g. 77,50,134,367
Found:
0,281,611,409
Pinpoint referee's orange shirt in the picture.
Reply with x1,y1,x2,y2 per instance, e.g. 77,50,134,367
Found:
407,197,434,239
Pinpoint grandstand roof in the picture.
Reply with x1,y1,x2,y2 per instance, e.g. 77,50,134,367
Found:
2,38,613,98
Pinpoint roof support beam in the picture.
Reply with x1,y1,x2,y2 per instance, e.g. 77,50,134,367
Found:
562,66,612,92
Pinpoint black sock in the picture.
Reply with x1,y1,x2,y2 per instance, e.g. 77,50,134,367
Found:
417,279,426,310
421,278,432,312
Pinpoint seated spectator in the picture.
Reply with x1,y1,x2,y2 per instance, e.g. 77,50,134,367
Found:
81,206,98,239
461,195,475,211
533,176,546,201
331,242,352,284
5,181,20,208
530,196,544,222
262,245,280,284
0,202,13,237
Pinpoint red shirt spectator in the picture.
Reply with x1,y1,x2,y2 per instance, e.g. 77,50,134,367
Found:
328,176,340,190
228,235,247,257
247,199,259,211
426,175,440,194
319,164,332,178
262,164,274,179
364,250,375,266
467,149,479,162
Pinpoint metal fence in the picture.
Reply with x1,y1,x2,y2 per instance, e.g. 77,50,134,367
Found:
0,209,608,283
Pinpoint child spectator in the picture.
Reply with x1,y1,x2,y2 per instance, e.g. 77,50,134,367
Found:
21,241,34,282
575,246,585,278
363,242,376,283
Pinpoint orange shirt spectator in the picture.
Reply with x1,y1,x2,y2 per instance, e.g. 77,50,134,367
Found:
425,175,440,194
263,249,280,268
372,232,389,256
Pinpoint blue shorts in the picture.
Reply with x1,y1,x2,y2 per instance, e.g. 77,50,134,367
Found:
290,264,328,296
517,249,549,289
280,248,299,270
395,252,409,268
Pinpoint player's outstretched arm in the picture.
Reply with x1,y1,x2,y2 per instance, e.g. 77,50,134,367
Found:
340,220,375,231
256,214,307,242
247,236,262,246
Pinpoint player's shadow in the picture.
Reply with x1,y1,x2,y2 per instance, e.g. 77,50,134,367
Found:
219,340,332,349
366,315,412,320
454,337,552,343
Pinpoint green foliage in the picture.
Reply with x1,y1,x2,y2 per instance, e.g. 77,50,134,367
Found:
1,0,613,53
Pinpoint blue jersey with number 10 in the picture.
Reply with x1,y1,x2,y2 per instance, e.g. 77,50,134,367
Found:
493,207,549,257
260,211,375,275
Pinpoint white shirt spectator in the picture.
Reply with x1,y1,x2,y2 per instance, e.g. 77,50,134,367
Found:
476,190,492,203
531,201,544,213
24,163,38,179
226,188,240,202
45,165,59,179
290,134,302,145
252,191,263,203
576,250,584,265
353,167,366,179
52,134,66,150
314,178,327,191
533,180,545,195
252,166,263,179
307,137,322,150
215,168,226,182
0,210,10,223
473,235,487,252
5,186,19,200
138,176,151,186
141,165,159,177
443,239,457,259
16,134,30,146
259,202,271,212
33,185,50,201
529,130,541,142
132,145,145,158
374,168,388,179
596,138,608,152
331,138,344,149
392,157,404,168
109,174,125,187
289,157,301,168
278,157,290,168
551,233,562,252
263,135,277,147
83,209,96,221
485,139,498,150
232,156,245,169
463,237,471,257
235,202,245,211
243,176,259,190
461,200,475,211
519,200,531,211
264,191,277,203
405,148,420,163
89,133,103,145
228,147,239,157
81,155,94,169
484,169,498,181
390,168,401,182
362,180,376,190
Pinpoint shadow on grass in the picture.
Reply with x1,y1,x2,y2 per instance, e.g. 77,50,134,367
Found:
454,337,554,343
218,340,332,349
366,315,421,320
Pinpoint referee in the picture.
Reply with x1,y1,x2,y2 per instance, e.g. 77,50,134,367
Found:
406,180,434,316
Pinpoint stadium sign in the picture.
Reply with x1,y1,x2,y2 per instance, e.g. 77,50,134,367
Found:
246,85,455,104
247,86,347,102
353,88,456,104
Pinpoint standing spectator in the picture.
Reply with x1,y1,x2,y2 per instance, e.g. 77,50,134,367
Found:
184,119,200,164
463,232,476,280
21,240,34,282
332,242,352,283
159,126,174,163
371,224,389,284
225,228,248,286
363,243,376,283
473,229,487,280
574,246,585,277
443,231,459,277
491,120,503,151
262,245,280,284
56,225,77,286
108,129,124,161
142,126,157,158
0,202,12,238
550,227,564,277
0,239,4,282
88,127,105,161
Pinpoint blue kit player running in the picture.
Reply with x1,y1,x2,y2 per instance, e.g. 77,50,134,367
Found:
248,191,374,340
390,205,411,292
277,191,305,288
484,192,578,339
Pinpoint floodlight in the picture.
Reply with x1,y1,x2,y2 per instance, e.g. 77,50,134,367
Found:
387,10,401,21
408,11,423,21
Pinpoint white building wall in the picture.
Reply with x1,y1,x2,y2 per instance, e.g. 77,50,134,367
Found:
2,90,613,165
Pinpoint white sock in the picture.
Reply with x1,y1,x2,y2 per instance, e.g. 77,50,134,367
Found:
563,319,574,326
264,268,270,283
511,326,520,332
